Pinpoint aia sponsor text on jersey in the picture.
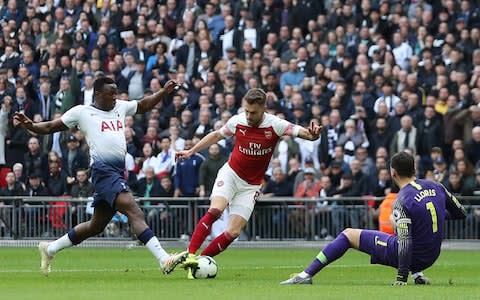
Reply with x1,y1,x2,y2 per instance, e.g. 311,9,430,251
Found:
101,120,124,132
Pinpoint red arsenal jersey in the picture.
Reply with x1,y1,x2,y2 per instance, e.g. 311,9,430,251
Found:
220,112,299,185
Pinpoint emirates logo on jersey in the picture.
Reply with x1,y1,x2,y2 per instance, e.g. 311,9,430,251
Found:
264,130,272,139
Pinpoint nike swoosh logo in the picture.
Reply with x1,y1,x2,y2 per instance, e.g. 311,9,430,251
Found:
202,222,209,230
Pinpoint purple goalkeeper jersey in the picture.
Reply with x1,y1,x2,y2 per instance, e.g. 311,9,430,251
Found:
392,179,466,277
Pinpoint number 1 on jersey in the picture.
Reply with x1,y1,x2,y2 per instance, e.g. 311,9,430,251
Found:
426,202,438,233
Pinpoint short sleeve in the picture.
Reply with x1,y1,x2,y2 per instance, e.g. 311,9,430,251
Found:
271,115,301,137
116,99,138,116
60,105,83,128
219,114,239,138
125,100,138,116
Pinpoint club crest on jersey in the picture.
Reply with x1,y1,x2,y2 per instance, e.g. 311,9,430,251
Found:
264,130,272,139
101,120,123,132
217,180,224,187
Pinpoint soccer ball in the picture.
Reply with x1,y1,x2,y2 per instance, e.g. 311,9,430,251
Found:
191,256,218,279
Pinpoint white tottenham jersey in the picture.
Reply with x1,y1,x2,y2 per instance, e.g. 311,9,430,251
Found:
61,100,138,169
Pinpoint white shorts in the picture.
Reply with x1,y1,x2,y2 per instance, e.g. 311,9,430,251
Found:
210,163,261,221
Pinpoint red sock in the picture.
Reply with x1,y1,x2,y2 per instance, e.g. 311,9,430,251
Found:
188,209,221,254
200,232,234,257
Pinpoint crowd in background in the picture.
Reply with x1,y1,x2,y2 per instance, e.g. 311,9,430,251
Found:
0,0,480,220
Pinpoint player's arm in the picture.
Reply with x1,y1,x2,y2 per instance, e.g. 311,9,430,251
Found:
14,112,68,134
442,184,467,220
296,120,322,141
136,80,178,114
176,130,225,161
392,198,412,285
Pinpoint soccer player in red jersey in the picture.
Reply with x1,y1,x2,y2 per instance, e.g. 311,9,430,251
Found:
175,88,322,277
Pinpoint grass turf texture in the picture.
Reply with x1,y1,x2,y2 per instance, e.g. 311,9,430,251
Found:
0,248,478,300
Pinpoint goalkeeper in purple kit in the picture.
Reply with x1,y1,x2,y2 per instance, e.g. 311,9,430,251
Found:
281,151,466,285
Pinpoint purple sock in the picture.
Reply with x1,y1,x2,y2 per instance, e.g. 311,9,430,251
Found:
305,233,351,276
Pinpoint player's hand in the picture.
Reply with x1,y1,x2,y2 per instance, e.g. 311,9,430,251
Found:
13,112,33,128
164,80,179,94
308,120,322,140
175,149,192,162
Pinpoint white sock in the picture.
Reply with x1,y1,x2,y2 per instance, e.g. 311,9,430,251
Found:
47,234,73,256
298,271,310,278
145,237,170,266
411,271,424,280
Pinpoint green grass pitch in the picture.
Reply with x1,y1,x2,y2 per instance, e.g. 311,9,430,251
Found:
0,247,479,300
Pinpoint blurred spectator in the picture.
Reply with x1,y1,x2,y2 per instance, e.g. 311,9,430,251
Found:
155,136,175,179
25,171,49,197
445,171,470,196
466,126,480,166
273,135,300,174
23,136,48,181
417,106,444,172
0,96,11,165
135,142,159,180
263,167,294,198
337,119,368,163
348,159,371,196
62,135,89,188
355,146,375,177
70,169,93,199
368,117,393,157
444,95,469,157
433,157,449,185
280,58,305,91
46,160,67,197
390,115,418,156
179,109,195,139
192,109,213,138
173,139,204,197
199,144,227,198
294,167,322,199
373,168,391,198
135,166,162,198
373,81,401,117
293,157,321,193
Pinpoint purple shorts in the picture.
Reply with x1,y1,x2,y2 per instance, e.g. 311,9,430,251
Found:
359,230,399,268
359,230,436,272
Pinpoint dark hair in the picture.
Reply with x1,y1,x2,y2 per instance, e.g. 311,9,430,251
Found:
390,151,415,177
390,181,400,193
243,88,267,106
93,76,115,94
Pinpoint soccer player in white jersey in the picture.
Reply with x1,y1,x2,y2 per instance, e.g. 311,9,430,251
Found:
14,77,187,276
176,88,322,278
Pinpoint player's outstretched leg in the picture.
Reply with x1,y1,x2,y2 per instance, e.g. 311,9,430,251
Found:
116,192,184,274
38,204,116,275
280,229,355,285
